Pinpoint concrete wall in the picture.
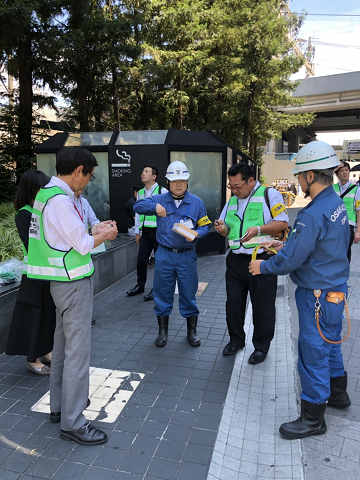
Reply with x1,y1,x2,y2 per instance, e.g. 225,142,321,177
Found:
261,153,297,186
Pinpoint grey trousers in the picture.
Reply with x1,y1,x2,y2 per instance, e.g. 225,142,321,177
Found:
50,276,94,431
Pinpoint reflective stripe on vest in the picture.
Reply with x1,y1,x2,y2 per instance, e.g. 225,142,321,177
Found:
225,185,267,250
27,186,94,282
333,184,357,225
18,205,34,274
138,185,160,229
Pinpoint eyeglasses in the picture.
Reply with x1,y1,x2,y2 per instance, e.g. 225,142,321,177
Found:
227,182,244,190
90,173,96,182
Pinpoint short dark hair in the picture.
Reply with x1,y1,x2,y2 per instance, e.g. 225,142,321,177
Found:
302,168,334,186
336,161,350,173
56,147,98,176
228,163,256,182
15,169,50,210
143,164,158,179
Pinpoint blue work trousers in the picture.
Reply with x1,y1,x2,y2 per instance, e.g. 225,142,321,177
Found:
296,286,346,404
154,246,199,318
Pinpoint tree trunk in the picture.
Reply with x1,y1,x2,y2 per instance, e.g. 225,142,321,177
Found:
70,0,90,131
111,65,119,129
16,27,33,175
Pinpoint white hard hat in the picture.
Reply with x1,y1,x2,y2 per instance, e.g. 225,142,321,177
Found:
293,141,340,175
166,161,190,181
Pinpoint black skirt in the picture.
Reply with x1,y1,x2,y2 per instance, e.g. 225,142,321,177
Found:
5,275,56,359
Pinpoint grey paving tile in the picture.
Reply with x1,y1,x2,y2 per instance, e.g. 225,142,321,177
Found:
132,434,159,456
189,429,217,446
15,417,46,434
0,414,22,431
114,417,145,433
177,461,208,480
42,438,74,460
140,420,167,438
3,451,36,474
107,431,136,450
24,457,62,479
0,398,18,413
147,457,180,480
85,466,139,479
0,468,20,479
117,450,152,475
66,444,102,464
92,447,121,470
155,439,185,461
183,443,213,465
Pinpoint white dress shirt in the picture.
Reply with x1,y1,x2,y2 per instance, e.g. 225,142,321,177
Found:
43,177,94,256
338,181,360,212
73,195,100,229
219,181,289,255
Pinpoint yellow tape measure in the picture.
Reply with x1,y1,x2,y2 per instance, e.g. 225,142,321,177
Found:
251,245,278,261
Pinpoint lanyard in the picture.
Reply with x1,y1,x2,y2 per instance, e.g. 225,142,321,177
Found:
73,198,84,223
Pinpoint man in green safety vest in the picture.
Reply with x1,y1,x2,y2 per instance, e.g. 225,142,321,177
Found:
27,147,118,445
214,163,288,364
127,165,166,301
333,161,360,262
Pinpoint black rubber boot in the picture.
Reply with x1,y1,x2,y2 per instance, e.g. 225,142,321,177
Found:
279,399,327,440
186,316,201,347
327,372,351,409
155,316,168,347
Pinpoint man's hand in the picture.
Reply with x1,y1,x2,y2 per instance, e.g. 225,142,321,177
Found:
102,222,118,241
355,230,360,244
240,226,258,242
185,230,199,242
249,259,263,276
260,239,283,253
135,233,141,244
214,219,228,236
92,220,113,235
156,203,167,217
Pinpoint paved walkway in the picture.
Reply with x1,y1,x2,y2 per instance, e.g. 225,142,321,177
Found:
287,242,360,480
0,254,234,480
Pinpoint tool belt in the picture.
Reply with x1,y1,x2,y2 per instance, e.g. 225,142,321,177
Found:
313,289,351,344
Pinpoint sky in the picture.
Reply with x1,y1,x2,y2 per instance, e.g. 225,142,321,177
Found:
289,1,360,144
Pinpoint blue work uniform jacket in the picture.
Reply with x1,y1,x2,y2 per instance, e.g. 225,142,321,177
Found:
134,191,211,250
260,186,350,290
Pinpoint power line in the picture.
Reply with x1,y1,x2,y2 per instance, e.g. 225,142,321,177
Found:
312,40,360,49
292,12,360,17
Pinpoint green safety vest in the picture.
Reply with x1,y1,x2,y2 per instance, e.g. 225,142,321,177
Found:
225,185,286,250
138,185,160,229
17,204,33,274
333,183,357,226
27,186,94,281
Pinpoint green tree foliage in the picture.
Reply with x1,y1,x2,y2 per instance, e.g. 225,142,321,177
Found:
0,0,62,175
0,0,313,197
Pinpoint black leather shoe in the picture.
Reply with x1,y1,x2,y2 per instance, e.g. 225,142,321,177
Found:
126,285,144,296
222,342,244,356
144,289,154,302
60,421,108,445
50,398,90,424
248,350,267,364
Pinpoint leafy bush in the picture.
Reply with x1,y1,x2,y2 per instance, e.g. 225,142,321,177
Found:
0,203,22,262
